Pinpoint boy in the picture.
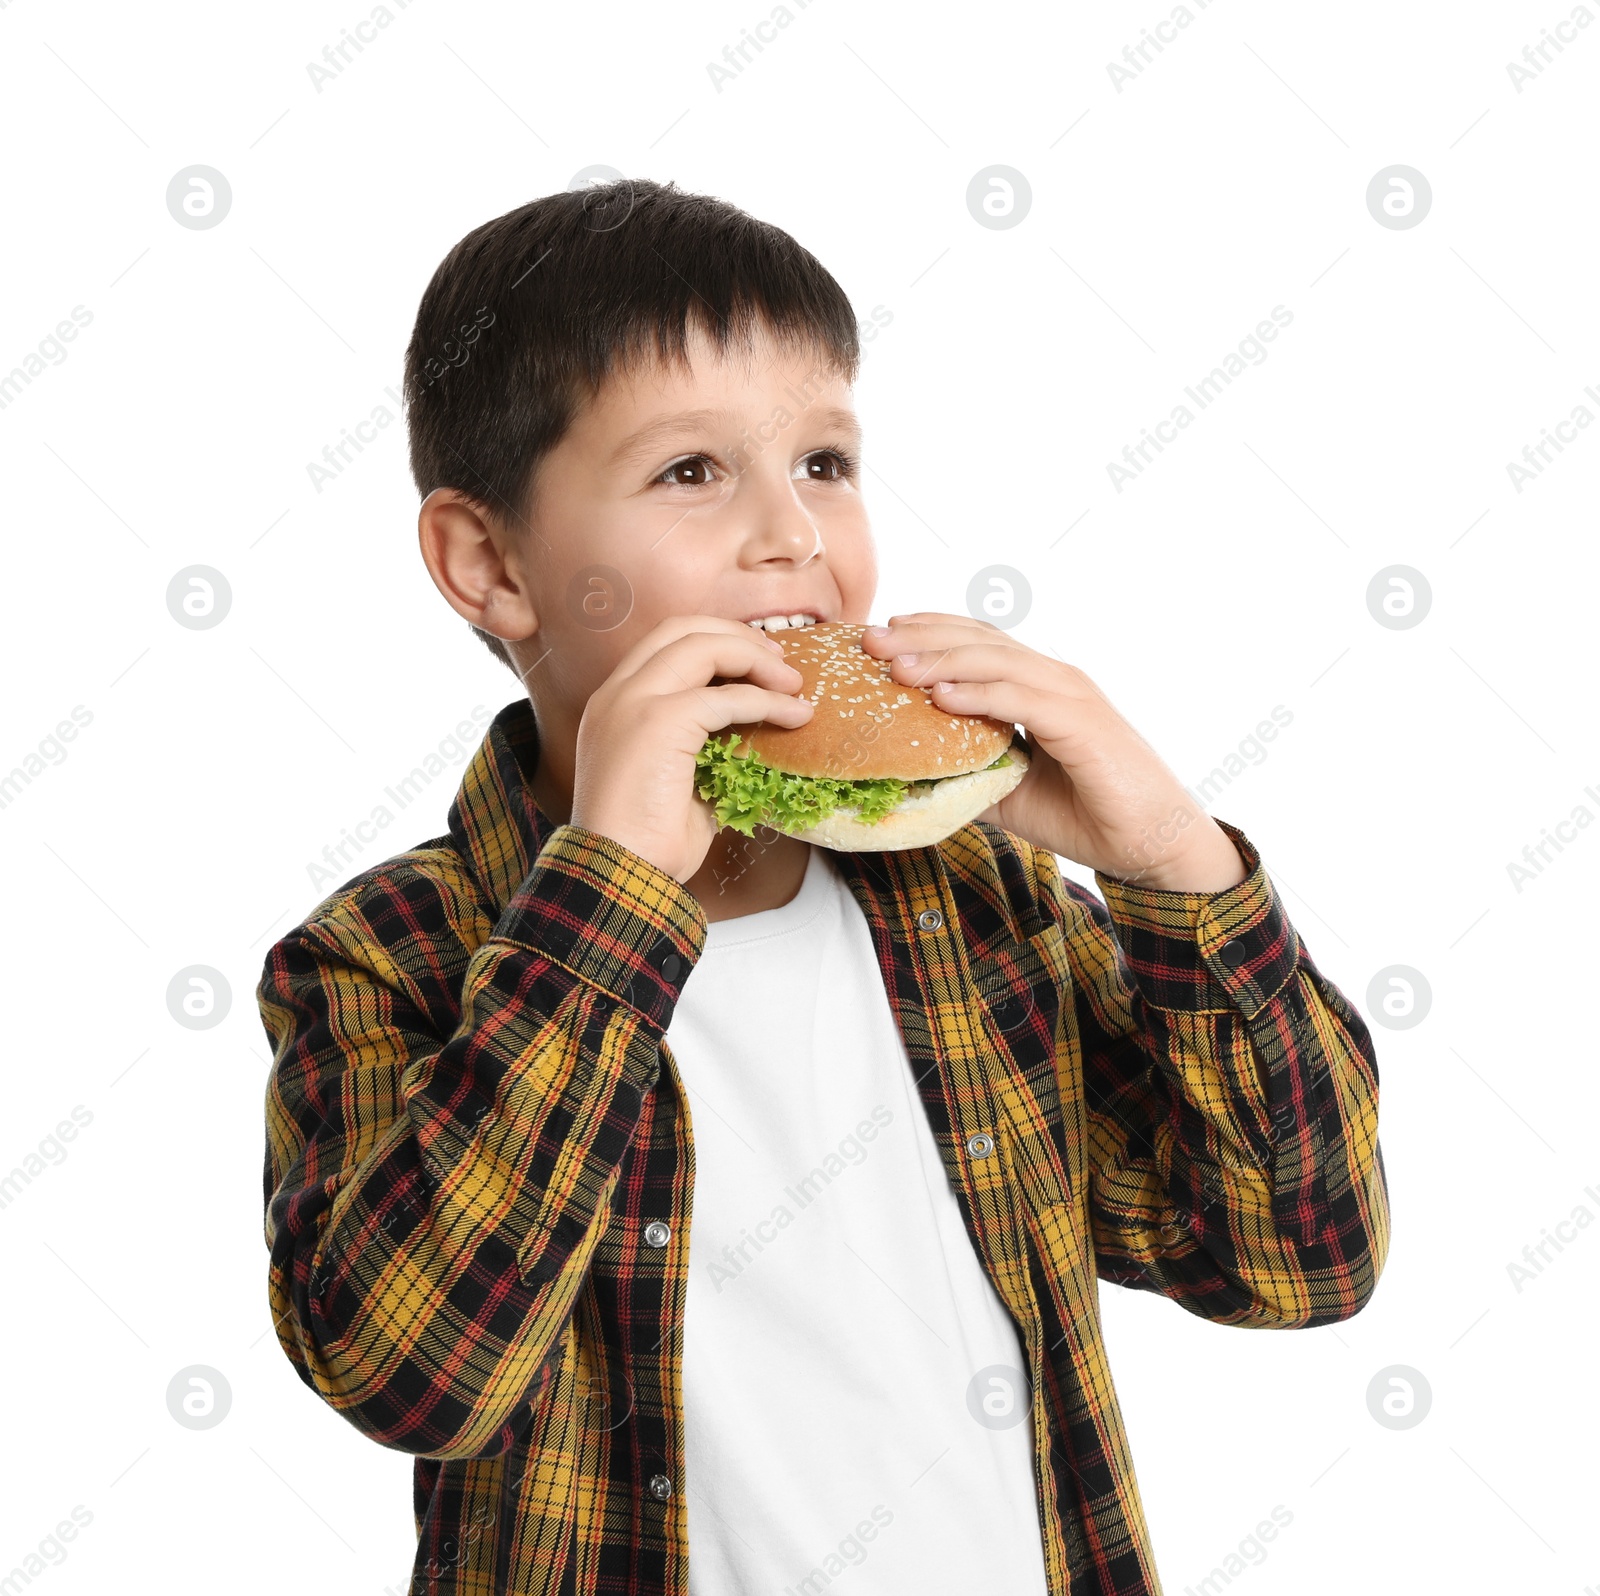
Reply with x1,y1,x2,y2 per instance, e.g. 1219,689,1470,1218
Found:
260,178,1388,1596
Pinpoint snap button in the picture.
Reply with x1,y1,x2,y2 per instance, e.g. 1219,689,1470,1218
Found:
648,1473,673,1501
643,1221,671,1248
966,1132,994,1159
916,908,944,932
1218,939,1246,967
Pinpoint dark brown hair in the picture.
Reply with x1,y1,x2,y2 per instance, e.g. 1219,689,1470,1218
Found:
402,177,861,672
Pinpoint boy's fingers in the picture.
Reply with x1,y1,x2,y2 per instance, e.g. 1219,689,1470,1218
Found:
609,614,780,683
679,682,814,735
631,628,802,700
886,640,1057,694
861,616,1014,655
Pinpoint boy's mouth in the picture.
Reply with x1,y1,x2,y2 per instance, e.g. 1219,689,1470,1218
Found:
743,612,824,632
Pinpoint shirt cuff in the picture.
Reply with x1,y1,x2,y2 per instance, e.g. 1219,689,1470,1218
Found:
1091,820,1300,1017
495,823,708,1034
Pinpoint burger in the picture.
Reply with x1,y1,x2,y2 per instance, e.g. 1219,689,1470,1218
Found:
693,620,1030,851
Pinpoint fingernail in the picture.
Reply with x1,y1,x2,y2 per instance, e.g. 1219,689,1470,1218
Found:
934,681,956,692
897,653,918,665
865,625,889,637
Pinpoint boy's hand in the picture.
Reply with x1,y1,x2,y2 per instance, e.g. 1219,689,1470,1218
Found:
860,613,1247,892
570,617,813,884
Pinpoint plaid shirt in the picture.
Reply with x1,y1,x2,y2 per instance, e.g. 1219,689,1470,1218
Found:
260,698,1388,1596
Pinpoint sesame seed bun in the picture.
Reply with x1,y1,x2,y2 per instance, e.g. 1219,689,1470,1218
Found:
726,621,1016,781
714,621,1029,851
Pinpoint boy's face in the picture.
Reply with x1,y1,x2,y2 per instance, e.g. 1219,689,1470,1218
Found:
508,319,876,712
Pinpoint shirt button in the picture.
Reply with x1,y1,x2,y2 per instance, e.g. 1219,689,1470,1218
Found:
916,908,944,932
643,1221,671,1248
648,1473,673,1501
966,1132,994,1159
1218,939,1246,967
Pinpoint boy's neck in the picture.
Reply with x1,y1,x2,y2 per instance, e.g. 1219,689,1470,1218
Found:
688,830,812,922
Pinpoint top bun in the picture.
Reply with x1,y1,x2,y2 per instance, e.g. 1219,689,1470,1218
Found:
723,621,1016,782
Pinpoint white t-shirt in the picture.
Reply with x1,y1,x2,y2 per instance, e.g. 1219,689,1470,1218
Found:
666,843,1051,1596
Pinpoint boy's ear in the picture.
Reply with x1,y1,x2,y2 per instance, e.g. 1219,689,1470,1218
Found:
417,488,540,645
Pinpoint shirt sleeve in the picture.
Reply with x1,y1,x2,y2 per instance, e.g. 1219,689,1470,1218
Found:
259,823,705,1458
1037,819,1390,1327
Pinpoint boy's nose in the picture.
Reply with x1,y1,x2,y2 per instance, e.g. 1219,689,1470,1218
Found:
746,498,825,565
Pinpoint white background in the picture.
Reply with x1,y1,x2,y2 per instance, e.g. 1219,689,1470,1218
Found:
1,0,1596,1591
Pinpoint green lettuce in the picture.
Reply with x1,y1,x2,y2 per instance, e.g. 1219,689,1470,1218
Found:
694,733,1013,839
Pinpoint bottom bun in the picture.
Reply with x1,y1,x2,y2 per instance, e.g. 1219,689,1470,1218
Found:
785,742,1030,852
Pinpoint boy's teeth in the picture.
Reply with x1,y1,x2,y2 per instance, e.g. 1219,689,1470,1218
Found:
747,613,818,631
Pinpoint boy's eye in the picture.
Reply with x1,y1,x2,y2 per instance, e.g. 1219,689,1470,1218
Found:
654,446,857,489
797,448,858,482
659,455,717,487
